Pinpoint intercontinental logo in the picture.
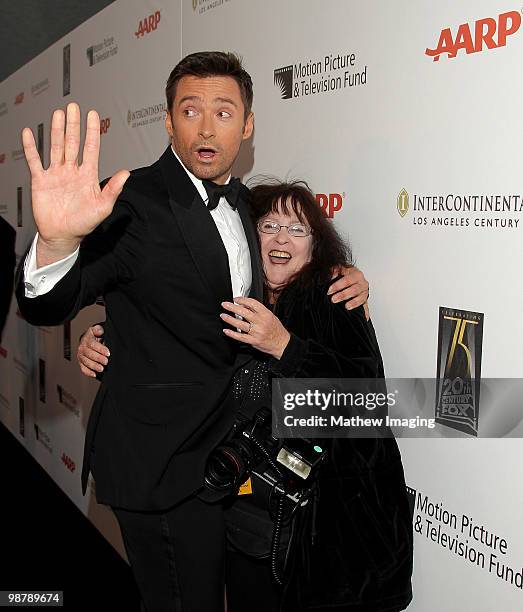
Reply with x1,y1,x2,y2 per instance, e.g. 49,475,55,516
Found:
397,188,409,217
34,424,53,453
192,0,231,14
127,102,166,128
396,188,523,230
11,148,24,161
274,51,367,100
435,307,484,436
31,78,50,96
86,36,118,66
57,384,79,417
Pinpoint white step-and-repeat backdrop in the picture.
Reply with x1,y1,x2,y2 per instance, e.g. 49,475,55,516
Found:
1,2,522,609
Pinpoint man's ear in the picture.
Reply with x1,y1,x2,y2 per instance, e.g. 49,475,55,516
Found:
242,112,254,140
165,111,173,138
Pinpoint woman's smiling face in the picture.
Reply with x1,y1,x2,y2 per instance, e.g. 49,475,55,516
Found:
258,199,313,292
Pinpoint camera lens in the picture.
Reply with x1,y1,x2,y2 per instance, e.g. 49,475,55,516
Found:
204,438,254,492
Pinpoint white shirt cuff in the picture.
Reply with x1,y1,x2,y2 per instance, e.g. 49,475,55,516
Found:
23,233,79,298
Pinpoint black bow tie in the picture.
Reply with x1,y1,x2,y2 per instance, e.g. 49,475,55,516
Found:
202,178,241,211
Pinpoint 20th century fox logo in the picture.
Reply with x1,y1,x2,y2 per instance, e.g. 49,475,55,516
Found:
435,307,484,436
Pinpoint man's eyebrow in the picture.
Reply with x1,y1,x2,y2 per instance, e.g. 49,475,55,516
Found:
177,95,237,108
214,97,237,108
178,95,202,105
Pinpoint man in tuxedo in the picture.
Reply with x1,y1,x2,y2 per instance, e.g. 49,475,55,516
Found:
16,52,368,611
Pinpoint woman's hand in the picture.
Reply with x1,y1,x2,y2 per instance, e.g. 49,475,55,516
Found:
220,297,291,360
77,324,110,377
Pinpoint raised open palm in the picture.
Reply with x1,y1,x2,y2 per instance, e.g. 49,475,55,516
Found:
22,103,129,260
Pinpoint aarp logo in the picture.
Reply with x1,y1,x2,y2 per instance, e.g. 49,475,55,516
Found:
315,192,345,218
426,10,521,61
100,117,111,135
135,10,161,38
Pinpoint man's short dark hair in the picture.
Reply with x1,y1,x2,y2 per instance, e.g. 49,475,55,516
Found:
166,51,253,120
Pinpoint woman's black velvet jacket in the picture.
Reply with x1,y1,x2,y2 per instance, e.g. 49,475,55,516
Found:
265,279,413,612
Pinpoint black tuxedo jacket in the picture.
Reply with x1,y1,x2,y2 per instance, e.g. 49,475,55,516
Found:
16,147,264,510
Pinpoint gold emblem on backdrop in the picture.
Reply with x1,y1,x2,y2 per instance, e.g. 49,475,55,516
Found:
397,188,409,217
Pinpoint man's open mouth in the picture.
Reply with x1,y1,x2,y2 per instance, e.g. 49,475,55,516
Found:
195,146,218,161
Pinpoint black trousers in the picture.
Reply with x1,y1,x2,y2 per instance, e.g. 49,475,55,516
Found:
113,494,226,612
112,494,281,612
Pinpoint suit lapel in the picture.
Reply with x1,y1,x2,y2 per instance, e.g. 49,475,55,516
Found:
159,147,233,305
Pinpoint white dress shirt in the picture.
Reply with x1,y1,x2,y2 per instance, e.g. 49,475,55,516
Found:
24,147,252,299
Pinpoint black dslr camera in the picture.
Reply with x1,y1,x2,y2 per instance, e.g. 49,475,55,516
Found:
203,407,326,504
201,407,327,585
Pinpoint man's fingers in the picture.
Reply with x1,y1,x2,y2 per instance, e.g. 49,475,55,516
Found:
101,169,130,209
343,292,367,310
78,352,104,371
83,346,108,365
64,102,81,164
80,364,97,378
79,355,104,373
331,286,360,303
328,275,357,296
92,325,105,336
82,110,100,169
87,338,109,357
49,109,65,166
21,128,44,176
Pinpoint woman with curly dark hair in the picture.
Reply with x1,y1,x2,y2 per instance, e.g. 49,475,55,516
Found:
219,179,413,612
